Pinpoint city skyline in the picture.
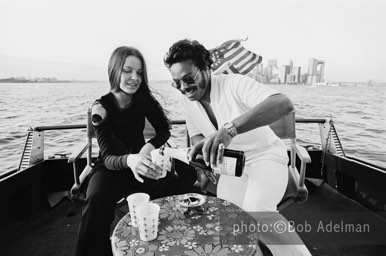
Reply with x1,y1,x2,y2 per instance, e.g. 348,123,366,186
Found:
0,52,380,84
1,0,385,82
253,57,327,84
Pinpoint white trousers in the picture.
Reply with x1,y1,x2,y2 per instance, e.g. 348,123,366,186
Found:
217,145,311,256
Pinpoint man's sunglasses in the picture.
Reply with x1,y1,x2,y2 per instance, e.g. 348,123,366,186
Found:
171,69,200,89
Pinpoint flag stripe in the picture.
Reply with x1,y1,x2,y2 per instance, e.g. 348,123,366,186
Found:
235,53,257,70
222,47,245,64
239,59,259,74
232,51,253,67
229,66,239,73
222,42,242,54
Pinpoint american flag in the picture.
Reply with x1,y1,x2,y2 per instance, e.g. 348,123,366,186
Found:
210,39,262,75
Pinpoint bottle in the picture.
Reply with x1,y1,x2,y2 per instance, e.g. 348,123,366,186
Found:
158,146,245,177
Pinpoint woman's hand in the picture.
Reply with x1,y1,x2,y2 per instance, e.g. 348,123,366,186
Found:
126,153,162,183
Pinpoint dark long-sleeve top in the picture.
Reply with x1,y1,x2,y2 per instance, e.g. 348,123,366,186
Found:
91,92,170,171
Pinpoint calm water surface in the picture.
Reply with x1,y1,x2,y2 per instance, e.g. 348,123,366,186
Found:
0,82,385,173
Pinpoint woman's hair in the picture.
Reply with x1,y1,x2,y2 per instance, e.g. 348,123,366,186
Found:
108,46,149,92
163,39,213,70
108,46,170,128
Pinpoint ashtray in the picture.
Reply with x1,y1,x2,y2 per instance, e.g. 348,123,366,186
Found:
177,193,206,208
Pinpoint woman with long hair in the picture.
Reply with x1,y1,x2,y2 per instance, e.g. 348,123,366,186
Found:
75,46,194,256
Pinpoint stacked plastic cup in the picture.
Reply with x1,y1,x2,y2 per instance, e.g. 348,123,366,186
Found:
135,202,161,241
126,193,150,227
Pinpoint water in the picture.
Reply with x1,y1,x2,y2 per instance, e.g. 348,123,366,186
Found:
0,82,385,173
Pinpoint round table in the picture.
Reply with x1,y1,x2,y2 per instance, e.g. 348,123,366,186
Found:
111,194,258,256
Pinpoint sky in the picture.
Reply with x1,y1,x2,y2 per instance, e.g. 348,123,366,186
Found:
0,0,385,82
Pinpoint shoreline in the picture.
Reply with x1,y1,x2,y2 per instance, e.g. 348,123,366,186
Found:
0,80,105,83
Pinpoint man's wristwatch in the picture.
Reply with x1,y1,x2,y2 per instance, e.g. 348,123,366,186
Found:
223,122,238,138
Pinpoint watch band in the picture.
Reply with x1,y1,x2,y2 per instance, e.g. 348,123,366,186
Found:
223,122,238,138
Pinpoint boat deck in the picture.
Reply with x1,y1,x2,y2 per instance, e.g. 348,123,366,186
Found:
1,183,386,256
283,183,386,255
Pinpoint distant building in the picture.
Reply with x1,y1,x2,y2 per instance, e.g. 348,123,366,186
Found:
307,58,325,85
252,64,263,81
264,60,280,83
301,73,308,84
258,63,264,74
292,67,301,83
271,67,280,82
267,59,278,68
253,58,312,85
280,65,291,84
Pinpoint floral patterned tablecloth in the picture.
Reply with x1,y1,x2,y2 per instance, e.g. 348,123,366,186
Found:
111,195,258,256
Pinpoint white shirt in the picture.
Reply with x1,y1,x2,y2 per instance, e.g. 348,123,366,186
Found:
182,73,286,164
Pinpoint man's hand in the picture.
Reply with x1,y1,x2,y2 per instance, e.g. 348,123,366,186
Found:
188,128,232,169
126,154,162,183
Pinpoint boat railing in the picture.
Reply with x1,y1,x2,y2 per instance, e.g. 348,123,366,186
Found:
31,119,326,131
17,118,329,172
31,120,188,131
16,120,187,172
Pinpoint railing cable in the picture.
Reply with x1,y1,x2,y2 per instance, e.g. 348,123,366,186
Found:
18,129,34,171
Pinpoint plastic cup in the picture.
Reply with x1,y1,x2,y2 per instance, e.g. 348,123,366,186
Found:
136,202,160,241
126,193,150,227
150,149,172,178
